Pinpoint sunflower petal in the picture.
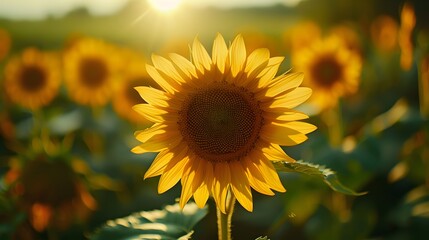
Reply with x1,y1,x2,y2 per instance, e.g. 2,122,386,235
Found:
262,87,312,109
259,142,296,162
169,53,197,78
134,86,169,107
212,33,228,73
255,153,286,192
192,37,212,73
261,123,308,146
230,35,246,77
242,157,274,195
259,72,304,98
133,104,167,123
134,123,166,143
158,148,189,193
179,160,196,208
212,162,230,213
152,55,184,83
146,64,178,94
256,56,284,88
230,161,253,212
144,149,172,179
193,162,213,208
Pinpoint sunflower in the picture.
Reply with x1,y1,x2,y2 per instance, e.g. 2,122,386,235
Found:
5,156,96,232
63,37,119,106
293,36,362,110
3,48,61,110
132,34,316,213
370,15,398,52
113,53,161,124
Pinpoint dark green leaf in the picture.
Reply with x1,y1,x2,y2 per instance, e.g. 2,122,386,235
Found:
273,160,366,196
255,236,270,240
90,202,208,240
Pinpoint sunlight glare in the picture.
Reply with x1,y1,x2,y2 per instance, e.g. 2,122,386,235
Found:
148,0,182,13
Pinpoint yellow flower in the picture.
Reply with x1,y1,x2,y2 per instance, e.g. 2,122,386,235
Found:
399,2,415,70
293,36,362,110
63,37,119,106
132,34,316,213
3,48,61,110
113,53,160,125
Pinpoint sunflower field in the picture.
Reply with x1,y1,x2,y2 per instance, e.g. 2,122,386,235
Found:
1,0,428,239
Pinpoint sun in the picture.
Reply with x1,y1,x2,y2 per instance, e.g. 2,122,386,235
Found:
148,0,182,13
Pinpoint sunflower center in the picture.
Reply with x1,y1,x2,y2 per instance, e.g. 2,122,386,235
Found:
79,57,108,88
20,65,46,92
312,56,342,88
179,83,262,162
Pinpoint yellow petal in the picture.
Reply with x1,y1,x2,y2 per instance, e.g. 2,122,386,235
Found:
193,162,213,208
152,54,184,83
144,149,172,179
146,64,179,94
264,110,309,122
132,134,182,154
255,56,284,88
158,148,189,193
262,87,312,109
135,86,169,107
134,123,166,143
259,142,296,162
245,49,270,83
179,160,195,208
230,34,246,77
254,152,286,192
169,53,197,78
242,157,274,195
261,123,308,146
212,33,228,73
192,37,212,73
212,162,230,213
258,72,304,98
133,104,167,123
230,161,253,212
280,121,317,135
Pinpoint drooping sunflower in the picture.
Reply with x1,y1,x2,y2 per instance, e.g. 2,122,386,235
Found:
3,48,61,110
113,52,160,125
293,36,362,110
63,37,119,106
132,34,316,212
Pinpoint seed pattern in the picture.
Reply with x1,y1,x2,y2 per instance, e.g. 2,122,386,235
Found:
179,84,262,162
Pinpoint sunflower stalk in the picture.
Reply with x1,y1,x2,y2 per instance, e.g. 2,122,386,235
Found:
323,100,343,147
217,191,236,240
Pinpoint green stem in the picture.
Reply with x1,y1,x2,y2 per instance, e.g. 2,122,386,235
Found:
216,192,236,240
323,101,343,147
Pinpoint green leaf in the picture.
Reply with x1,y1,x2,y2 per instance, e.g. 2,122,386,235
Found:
255,236,270,240
90,202,208,240
273,160,366,196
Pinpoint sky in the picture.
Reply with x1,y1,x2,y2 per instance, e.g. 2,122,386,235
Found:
0,0,303,20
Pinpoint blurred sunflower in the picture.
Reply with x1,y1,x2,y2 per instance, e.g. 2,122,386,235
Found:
132,34,316,213
3,48,61,110
293,36,362,110
0,27,11,61
4,148,96,232
284,20,321,55
63,37,119,106
370,15,399,53
113,52,161,124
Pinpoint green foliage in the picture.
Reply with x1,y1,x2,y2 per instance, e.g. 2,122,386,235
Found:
273,160,366,196
90,203,208,240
